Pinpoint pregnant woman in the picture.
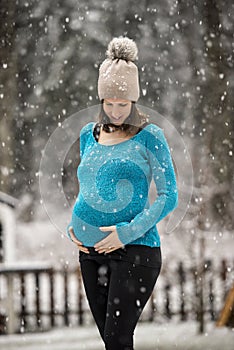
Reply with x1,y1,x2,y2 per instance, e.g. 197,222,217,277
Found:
67,36,178,350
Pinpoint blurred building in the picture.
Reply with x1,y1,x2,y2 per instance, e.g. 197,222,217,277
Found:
0,192,18,263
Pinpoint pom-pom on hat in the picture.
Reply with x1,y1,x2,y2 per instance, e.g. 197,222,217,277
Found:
98,36,140,102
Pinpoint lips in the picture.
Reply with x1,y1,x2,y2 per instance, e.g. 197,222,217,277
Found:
111,116,123,121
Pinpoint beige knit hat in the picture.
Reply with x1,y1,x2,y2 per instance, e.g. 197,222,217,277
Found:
98,37,140,102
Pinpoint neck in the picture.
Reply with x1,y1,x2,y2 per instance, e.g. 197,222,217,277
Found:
102,123,126,133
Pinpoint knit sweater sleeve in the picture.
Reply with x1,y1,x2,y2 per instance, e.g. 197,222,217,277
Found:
115,126,178,245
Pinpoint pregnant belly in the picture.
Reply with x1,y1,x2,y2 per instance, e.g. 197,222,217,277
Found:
71,194,144,246
71,212,111,246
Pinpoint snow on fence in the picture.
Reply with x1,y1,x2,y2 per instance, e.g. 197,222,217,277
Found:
0,258,233,335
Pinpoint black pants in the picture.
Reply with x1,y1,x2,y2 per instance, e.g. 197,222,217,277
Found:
79,250,161,350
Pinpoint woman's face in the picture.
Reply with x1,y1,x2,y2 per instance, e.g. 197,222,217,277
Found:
103,98,132,125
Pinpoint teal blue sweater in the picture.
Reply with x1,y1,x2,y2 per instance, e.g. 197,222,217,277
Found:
67,122,178,247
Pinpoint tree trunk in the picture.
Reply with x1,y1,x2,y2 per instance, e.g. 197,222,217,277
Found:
0,1,17,193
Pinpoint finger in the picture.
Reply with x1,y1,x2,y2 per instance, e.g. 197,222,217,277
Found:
69,226,74,234
72,237,83,245
95,243,110,252
69,228,83,245
79,247,90,254
74,242,89,253
97,248,106,254
69,227,76,239
105,247,117,254
106,244,123,254
99,226,115,231
94,236,111,249
97,244,116,254
95,240,114,252
76,242,85,248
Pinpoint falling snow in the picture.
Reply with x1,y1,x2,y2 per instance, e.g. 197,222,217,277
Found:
0,1,234,346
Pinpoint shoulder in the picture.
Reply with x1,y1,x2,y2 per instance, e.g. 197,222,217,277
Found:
80,122,95,137
144,123,170,151
79,122,96,156
144,123,165,142
79,122,95,150
144,123,162,135
80,122,95,136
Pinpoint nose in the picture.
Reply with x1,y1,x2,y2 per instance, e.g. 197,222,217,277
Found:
111,105,121,118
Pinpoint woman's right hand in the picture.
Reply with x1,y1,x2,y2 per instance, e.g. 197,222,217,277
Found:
68,227,90,254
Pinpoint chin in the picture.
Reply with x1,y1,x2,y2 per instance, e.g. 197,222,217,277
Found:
111,118,124,124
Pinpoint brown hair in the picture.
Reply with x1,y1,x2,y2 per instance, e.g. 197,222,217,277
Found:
97,101,149,136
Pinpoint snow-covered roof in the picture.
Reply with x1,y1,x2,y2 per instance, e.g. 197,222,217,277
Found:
0,191,18,209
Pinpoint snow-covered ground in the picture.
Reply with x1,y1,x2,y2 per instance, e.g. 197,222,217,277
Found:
0,321,233,350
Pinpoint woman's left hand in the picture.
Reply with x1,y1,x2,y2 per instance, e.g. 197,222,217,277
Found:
94,225,124,254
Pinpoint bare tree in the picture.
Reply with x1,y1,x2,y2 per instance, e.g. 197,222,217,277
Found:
0,1,17,193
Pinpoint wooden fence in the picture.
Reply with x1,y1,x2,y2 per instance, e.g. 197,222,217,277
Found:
0,258,233,334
